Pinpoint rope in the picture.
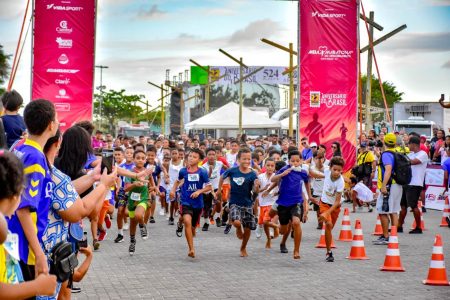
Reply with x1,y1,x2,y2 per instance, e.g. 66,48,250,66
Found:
360,0,392,124
7,0,31,91
9,14,32,90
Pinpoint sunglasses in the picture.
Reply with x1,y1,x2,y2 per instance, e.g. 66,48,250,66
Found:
301,142,307,145
311,146,317,148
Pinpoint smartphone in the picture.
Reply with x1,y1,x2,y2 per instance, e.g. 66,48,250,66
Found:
101,149,114,174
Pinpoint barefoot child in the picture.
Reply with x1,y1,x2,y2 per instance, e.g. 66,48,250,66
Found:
218,148,259,257
270,150,310,259
170,148,211,258
319,156,345,262
257,158,279,249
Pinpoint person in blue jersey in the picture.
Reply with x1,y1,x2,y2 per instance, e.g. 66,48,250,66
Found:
8,99,59,285
270,150,310,260
170,148,211,258
218,148,260,257
1,90,26,149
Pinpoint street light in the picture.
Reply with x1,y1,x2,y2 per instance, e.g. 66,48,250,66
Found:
95,65,109,128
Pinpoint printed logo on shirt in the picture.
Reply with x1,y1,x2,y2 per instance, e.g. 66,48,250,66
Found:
188,174,199,182
233,177,245,186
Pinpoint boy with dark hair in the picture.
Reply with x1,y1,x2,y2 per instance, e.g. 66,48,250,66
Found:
170,148,211,258
9,99,58,282
218,148,259,257
1,90,26,148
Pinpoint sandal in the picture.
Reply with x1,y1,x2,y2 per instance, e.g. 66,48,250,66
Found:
176,222,183,237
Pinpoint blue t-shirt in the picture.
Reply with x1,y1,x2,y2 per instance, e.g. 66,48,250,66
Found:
178,167,210,209
442,159,450,188
379,151,395,185
222,167,257,207
276,165,309,206
302,148,313,160
1,115,26,148
119,162,135,188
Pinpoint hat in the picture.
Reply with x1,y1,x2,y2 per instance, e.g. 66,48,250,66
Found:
177,141,184,145
310,142,317,148
420,135,427,140
384,133,397,146
360,141,367,147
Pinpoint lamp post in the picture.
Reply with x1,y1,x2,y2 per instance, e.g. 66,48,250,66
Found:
95,65,109,129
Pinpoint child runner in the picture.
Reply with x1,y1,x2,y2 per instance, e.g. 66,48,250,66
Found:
159,154,171,217
257,158,279,249
200,148,226,231
218,148,259,257
144,146,162,224
319,156,345,262
167,147,183,225
349,177,374,213
114,147,134,243
124,150,150,255
270,150,310,259
309,152,328,229
170,149,211,258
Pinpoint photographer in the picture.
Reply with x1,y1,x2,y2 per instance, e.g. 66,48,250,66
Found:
355,141,377,188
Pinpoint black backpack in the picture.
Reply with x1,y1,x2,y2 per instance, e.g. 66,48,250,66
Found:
49,241,78,283
380,150,412,185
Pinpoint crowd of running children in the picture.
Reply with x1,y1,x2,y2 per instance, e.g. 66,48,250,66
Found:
1,90,450,299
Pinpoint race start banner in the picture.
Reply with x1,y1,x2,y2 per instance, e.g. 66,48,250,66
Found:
32,0,96,130
299,0,359,172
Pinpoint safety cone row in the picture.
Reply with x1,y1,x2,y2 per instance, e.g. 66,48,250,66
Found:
380,226,405,272
411,201,426,230
347,219,369,260
372,215,383,236
439,197,450,227
316,223,336,248
423,234,450,286
339,208,353,242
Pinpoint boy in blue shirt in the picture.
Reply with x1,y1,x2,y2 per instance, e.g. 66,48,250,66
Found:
270,150,310,259
218,148,259,257
170,148,211,258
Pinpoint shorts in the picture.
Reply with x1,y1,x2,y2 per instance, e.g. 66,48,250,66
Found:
181,205,202,227
128,199,149,218
203,192,215,218
166,190,180,203
404,185,422,209
277,203,304,226
159,186,166,194
116,188,127,207
376,183,402,214
319,201,341,227
222,184,230,202
230,204,256,230
258,205,273,225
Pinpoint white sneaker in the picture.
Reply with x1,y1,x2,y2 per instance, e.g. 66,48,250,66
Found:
123,223,129,231
159,208,165,216
255,226,262,239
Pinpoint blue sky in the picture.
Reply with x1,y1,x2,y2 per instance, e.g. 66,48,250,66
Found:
0,0,449,108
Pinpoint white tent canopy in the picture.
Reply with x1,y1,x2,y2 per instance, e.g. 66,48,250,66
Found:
281,113,298,130
185,102,281,130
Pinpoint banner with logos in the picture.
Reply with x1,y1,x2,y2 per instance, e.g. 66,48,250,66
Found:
32,0,96,130
209,66,298,85
299,0,359,172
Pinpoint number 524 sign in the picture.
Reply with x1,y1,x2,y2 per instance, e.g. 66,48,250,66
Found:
210,66,298,85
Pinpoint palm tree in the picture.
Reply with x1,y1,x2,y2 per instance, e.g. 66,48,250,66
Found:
0,44,11,95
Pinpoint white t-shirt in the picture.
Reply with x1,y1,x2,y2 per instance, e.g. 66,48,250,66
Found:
257,173,276,206
352,182,373,202
310,165,328,196
168,160,184,190
226,152,238,166
201,161,223,190
408,150,428,186
321,170,345,205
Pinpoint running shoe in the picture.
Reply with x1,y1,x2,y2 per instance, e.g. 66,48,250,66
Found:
149,217,156,224
209,217,215,225
168,217,175,225
140,225,148,240
326,252,334,262
224,224,232,234
71,286,81,294
397,227,403,233
123,223,129,231
129,240,136,256
159,208,165,216
422,206,427,213
368,207,373,213
372,236,389,245
255,227,262,239
98,230,107,241
105,215,111,229
215,217,222,227
176,222,183,237
114,234,124,243
93,239,100,251
202,223,209,232
409,228,423,234
280,244,288,254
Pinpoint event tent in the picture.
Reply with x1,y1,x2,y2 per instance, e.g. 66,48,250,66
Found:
185,102,281,130
280,113,298,130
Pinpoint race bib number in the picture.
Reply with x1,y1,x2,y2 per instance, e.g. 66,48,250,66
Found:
188,174,200,182
130,192,141,201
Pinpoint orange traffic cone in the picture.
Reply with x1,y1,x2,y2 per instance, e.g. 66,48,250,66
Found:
347,219,369,260
339,208,353,242
411,201,426,230
372,215,383,236
423,234,450,286
380,226,405,272
439,197,450,227
315,223,336,248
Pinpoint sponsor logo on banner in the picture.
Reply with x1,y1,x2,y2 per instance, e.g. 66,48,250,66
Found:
47,68,79,74
55,103,71,112
56,37,72,48
56,89,70,99
58,54,69,65
308,46,353,60
56,21,72,34
311,11,346,18
46,4,84,11
310,91,320,108
55,78,71,85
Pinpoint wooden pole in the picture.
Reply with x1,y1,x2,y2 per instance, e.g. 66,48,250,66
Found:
180,87,184,135
239,58,243,134
365,11,374,131
161,84,165,135
289,43,294,138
